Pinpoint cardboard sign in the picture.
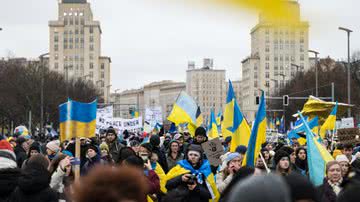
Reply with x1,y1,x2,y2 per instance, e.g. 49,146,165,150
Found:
337,128,360,145
201,138,225,167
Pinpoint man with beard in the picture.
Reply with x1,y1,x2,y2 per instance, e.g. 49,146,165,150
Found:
105,127,124,163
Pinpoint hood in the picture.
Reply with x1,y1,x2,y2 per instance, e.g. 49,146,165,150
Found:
18,163,51,194
226,174,291,202
0,168,20,197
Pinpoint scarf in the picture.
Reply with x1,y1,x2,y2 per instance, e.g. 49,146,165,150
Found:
177,159,211,185
328,178,343,196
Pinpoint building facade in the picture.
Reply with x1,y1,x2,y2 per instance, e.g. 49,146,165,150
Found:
49,0,111,102
111,81,185,122
186,59,226,120
241,1,309,121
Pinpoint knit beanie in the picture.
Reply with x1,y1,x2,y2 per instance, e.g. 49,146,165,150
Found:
150,135,160,147
100,142,109,153
279,146,295,156
336,154,350,163
87,144,99,154
0,140,17,169
235,145,247,155
195,127,207,137
274,150,290,166
187,144,203,156
46,140,60,153
29,143,41,153
140,143,153,153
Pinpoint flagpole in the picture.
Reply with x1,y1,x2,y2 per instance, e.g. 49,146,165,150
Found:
259,152,271,173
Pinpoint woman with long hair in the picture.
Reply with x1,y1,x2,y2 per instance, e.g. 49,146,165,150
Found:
166,140,184,171
274,150,291,176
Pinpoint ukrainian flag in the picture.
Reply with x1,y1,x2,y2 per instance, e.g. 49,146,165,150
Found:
243,91,266,167
320,102,338,139
208,109,219,139
298,111,334,186
287,116,319,145
167,91,197,126
59,99,97,141
166,159,220,202
196,106,203,127
222,80,236,138
229,98,251,152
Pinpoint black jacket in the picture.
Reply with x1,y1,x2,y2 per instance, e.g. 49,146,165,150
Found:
11,163,58,202
152,146,169,173
14,145,27,168
317,179,337,202
0,168,20,202
107,140,124,164
165,174,211,202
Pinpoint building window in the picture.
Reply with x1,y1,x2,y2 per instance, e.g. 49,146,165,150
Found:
291,56,295,62
254,65,258,70
291,72,295,77
254,81,258,88
274,56,278,61
101,63,105,69
300,45,304,52
280,65,284,70
265,46,270,52
70,18,73,25
69,44,73,49
265,81,269,87
285,55,289,61
274,65,278,70
54,35,59,42
54,44,58,51
101,72,104,78
75,18,79,25
300,55,304,61
69,38,73,43
90,44,94,51
265,72,269,78
280,55,283,61
75,29,79,35
90,63,94,69
55,54,59,60
265,63,269,70
265,55,269,61
81,18,85,25
89,71,93,78
80,38,84,43
90,26,93,34
90,36,94,42
300,37,304,43
89,54,93,60
80,28,84,35
54,63,58,69
64,18,68,25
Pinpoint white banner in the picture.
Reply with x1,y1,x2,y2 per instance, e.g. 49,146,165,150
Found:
340,117,355,129
111,117,143,133
96,106,114,133
145,107,163,130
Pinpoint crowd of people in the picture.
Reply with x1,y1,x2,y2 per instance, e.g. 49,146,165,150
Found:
1,126,360,202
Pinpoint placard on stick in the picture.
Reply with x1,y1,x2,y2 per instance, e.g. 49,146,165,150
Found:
201,138,225,167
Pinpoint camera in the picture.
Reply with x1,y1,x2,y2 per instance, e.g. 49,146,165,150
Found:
187,174,197,185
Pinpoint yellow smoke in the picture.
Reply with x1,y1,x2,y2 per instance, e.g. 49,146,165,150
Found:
212,0,299,23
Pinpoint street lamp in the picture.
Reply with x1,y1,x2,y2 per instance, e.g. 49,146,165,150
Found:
339,26,353,117
308,50,319,97
39,52,49,134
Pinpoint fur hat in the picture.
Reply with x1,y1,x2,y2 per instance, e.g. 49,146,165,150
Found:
274,150,290,166
0,140,17,169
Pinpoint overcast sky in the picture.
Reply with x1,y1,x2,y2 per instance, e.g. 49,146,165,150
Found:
0,0,359,92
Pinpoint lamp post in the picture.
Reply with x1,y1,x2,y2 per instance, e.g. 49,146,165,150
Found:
39,53,49,134
308,50,319,97
339,27,353,117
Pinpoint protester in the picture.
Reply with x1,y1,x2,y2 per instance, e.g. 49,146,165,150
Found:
150,135,169,173
216,152,242,193
81,144,103,175
193,127,207,145
274,150,291,176
295,147,308,176
165,144,219,202
14,137,29,167
166,140,184,171
12,154,58,201
342,143,354,162
336,154,351,179
105,126,125,163
72,165,148,202
21,142,41,168
99,142,114,164
317,161,343,202
46,140,61,161
283,172,319,202
0,140,20,201
261,148,273,169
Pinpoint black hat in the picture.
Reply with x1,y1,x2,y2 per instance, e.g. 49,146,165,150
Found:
195,127,206,137
150,135,160,147
16,137,27,146
274,150,290,166
279,146,295,156
87,144,99,154
140,143,153,153
124,155,144,168
106,126,116,135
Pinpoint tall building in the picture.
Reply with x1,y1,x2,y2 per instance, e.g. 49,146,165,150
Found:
111,80,185,122
49,0,111,102
241,1,309,121
186,59,226,120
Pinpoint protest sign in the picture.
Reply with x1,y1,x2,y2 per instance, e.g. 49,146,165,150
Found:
111,117,143,133
340,117,355,129
96,106,113,133
201,138,225,167
145,107,163,131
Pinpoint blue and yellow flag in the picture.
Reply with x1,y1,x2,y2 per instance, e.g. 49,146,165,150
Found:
196,106,203,127
243,91,267,167
298,111,334,186
167,91,197,126
208,109,219,139
59,99,97,141
320,102,338,139
222,80,236,138
288,116,319,146
229,98,251,152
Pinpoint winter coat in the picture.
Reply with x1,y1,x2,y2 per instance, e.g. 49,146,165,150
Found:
14,145,27,168
0,168,20,202
165,174,212,202
11,163,58,202
216,171,233,194
81,155,103,175
145,169,161,195
107,140,124,163
317,179,338,202
50,166,66,196
166,153,184,171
